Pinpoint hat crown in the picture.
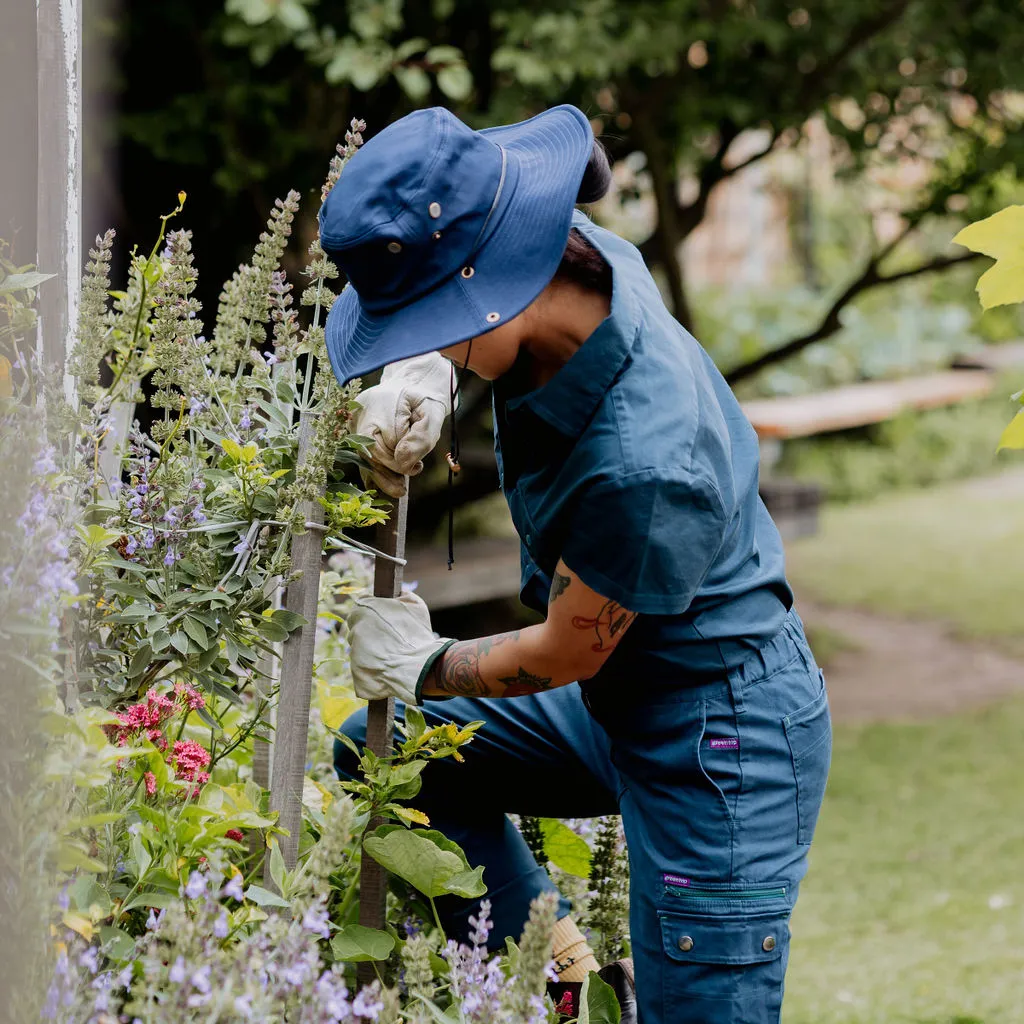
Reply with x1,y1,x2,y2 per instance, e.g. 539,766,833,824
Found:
318,108,504,314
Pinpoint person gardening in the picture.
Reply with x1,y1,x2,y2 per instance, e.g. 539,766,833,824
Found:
322,104,832,1024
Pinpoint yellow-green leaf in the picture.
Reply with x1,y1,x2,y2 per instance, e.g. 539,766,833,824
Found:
952,205,1024,310
221,437,243,461
998,409,1024,451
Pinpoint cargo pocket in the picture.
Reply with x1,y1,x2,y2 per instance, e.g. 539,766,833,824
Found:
783,673,832,845
659,906,789,1024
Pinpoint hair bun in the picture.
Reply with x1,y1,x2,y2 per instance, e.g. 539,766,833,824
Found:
577,139,612,204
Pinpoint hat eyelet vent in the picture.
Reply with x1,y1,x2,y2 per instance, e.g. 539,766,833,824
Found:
460,266,475,279
428,201,442,219
387,241,402,254
432,231,442,241
486,312,501,323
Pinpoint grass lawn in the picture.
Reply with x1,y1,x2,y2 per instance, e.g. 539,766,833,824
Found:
784,694,1024,1023
785,467,1024,644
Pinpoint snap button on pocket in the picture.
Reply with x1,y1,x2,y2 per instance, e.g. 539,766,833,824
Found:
762,935,776,952
678,936,694,952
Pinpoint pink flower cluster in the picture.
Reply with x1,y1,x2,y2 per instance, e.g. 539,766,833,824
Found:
108,683,207,749
170,739,211,783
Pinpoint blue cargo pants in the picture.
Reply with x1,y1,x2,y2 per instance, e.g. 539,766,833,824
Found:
335,610,831,1023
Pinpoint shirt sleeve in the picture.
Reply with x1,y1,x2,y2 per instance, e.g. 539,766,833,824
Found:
559,470,728,616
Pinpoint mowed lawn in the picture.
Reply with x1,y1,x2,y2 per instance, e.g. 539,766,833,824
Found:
781,470,1024,1021
785,467,1024,645
785,698,1024,1024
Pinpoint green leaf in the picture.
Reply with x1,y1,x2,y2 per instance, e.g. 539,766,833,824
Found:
998,408,1024,451
269,838,288,895
0,271,55,294
437,64,472,101
128,644,153,678
258,617,289,643
244,884,290,908
119,890,177,914
404,706,426,740
151,629,171,653
395,65,431,100
131,834,152,880
540,818,592,879
330,924,395,962
578,971,621,1024
98,926,136,961
363,827,486,899
182,616,208,647
170,630,190,655
270,609,307,632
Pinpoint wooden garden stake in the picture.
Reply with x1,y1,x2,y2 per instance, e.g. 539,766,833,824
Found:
268,408,326,876
356,489,408,987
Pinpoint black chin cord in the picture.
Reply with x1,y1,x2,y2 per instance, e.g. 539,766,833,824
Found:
446,341,473,570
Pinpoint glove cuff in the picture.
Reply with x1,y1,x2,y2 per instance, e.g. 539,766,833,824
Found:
414,638,459,704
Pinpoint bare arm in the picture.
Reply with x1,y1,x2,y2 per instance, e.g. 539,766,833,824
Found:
420,560,637,699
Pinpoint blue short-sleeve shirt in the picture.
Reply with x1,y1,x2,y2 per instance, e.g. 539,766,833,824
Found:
492,212,793,685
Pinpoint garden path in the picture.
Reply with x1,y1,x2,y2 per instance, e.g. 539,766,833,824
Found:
800,599,1024,722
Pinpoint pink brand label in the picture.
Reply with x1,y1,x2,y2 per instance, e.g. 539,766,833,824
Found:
663,873,691,887
707,737,739,750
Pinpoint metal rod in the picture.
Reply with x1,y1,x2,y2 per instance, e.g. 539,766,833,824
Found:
356,488,408,988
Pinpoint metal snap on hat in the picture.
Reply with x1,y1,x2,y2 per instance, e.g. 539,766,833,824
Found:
318,104,594,384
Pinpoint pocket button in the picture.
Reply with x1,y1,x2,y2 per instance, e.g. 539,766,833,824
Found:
678,935,694,952
762,935,776,952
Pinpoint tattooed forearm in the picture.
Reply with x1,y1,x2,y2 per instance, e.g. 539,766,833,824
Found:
571,600,637,652
497,666,553,695
436,643,488,697
549,572,571,603
432,631,522,697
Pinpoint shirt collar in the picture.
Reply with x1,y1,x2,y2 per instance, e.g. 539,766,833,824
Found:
504,216,640,439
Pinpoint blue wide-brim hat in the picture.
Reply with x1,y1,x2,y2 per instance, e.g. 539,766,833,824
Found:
318,104,595,384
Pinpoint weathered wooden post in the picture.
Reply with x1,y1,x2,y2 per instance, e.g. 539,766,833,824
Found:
268,407,326,871
35,0,81,387
356,494,407,986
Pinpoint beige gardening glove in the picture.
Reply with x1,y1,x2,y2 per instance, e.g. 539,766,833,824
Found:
354,352,454,498
347,590,456,705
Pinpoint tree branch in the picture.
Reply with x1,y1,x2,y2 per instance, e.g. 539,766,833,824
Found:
724,250,981,386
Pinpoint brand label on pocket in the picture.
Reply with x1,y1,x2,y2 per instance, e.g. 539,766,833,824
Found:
706,737,739,750
663,873,691,887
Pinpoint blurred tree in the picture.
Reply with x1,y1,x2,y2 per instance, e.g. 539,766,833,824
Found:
101,0,1024,530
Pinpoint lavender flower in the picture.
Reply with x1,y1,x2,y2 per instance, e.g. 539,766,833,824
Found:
223,875,245,902
184,870,206,899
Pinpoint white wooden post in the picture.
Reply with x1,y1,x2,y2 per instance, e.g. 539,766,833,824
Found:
35,0,81,390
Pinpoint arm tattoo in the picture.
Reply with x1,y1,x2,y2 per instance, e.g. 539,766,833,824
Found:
497,666,553,696
433,631,521,697
571,600,637,652
549,572,571,603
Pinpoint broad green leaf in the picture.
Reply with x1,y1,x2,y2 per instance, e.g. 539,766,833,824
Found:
98,925,136,961
131,834,152,880
437,64,472,101
998,409,1024,451
363,827,485,899
257,618,289,643
151,629,171,653
953,206,1024,309
169,630,189,655
270,608,307,631
330,924,395,963
395,65,431,100
182,616,208,647
0,271,55,293
269,838,288,894
404,705,426,740
128,644,153,678
244,884,290,908
578,971,621,1024
120,890,177,913
540,818,592,879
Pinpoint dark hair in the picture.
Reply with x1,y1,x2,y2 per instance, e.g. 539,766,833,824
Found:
555,142,614,295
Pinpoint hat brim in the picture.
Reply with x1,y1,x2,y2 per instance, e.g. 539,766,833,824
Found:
324,105,594,384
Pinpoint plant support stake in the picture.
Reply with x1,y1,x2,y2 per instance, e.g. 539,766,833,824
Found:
268,409,326,875
356,488,408,988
